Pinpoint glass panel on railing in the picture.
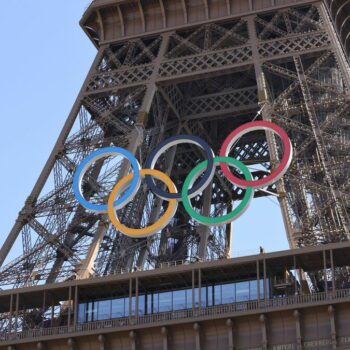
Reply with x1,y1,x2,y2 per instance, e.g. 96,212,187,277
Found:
146,293,152,314
86,301,96,322
173,289,186,310
78,303,86,323
153,293,159,313
214,284,222,305
222,283,235,304
260,279,265,299
200,286,207,307
137,295,145,316
236,281,250,302
207,285,213,306
194,287,199,308
131,296,136,316
186,288,193,309
159,291,172,312
111,297,126,319
97,299,111,320
250,280,258,300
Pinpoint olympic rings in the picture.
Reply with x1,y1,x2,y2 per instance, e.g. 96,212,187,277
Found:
73,147,141,213
107,169,178,238
145,135,215,201
219,121,293,189
73,120,293,238
181,157,254,226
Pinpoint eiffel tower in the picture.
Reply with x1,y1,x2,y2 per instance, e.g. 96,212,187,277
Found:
0,0,349,292
1,1,350,349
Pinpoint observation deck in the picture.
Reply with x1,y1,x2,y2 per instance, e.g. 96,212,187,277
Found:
80,0,317,46
1,242,350,349
81,0,349,58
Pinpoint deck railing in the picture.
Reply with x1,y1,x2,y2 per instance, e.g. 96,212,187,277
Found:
1,288,350,343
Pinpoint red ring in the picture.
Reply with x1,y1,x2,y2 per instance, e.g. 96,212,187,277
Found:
219,120,292,189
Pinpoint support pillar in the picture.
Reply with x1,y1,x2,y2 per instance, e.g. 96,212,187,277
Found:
8,294,13,334
293,255,298,295
293,310,302,350
129,278,133,321
263,259,267,303
37,342,46,350
161,326,168,350
330,249,336,293
323,250,328,294
76,32,172,276
50,300,54,327
14,294,19,334
193,323,201,350
247,14,296,248
259,314,268,350
317,2,350,90
67,338,76,350
135,277,139,320
226,319,234,350
68,286,72,327
198,269,202,311
328,305,337,349
256,260,260,307
192,269,195,311
198,183,213,259
42,290,46,328
129,331,136,350
73,285,78,326
98,334,106,350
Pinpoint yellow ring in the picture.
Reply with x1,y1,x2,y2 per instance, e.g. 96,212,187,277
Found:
107,169,178,238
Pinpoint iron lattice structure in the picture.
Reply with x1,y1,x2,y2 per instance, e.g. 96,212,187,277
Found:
0,0,349,289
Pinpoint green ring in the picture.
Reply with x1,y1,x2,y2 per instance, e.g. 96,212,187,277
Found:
181,156,254,226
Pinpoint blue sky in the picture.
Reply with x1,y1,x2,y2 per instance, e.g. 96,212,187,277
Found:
0,1,289,261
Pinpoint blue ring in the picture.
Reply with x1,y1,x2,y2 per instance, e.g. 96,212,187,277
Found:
73,147,140,213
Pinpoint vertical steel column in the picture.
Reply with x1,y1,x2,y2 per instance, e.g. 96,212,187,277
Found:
257,260,260,307
14,294,19,334
73,285,78,326
192,269,195,311
246,15,296,248
135,277,139,320
260,314,268,350
317,2,350,90
129,278,133,321
161,326,168,350
323,250,328,294
328,305,337,349
293,310,302,350
198,269,202,310
293,255,298,295
42,290,46,328
193,323,201,350
68,286,72,327
129,330,136,350
8,294,13,333
79,32,171,275
198,185,213,260
226,319,234,350
263,259,268,302
138,32,170,123
330,249,336,293
51,300,54,327
294,55,349,238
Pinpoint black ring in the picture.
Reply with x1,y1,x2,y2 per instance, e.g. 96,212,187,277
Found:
145,135,215,200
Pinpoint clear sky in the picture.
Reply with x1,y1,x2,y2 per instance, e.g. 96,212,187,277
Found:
0,1,289,262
